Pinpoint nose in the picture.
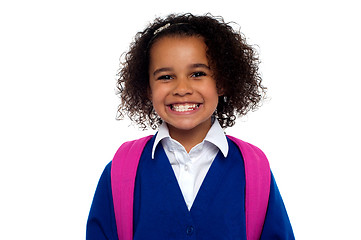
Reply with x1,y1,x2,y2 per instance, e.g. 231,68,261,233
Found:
172,78,193,96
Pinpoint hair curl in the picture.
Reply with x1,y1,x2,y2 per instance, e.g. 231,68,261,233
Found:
117,13,266,130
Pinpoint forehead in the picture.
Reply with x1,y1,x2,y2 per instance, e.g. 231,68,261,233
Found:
149,36,208,66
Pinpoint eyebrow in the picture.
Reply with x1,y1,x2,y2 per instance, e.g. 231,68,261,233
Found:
153,67,173,76
152,63,210,76
190,63,210,70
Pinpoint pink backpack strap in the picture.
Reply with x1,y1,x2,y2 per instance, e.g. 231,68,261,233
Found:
227,135,271,240
110,135,153,240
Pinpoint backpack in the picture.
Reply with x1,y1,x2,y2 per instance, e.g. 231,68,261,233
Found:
111,135,271,240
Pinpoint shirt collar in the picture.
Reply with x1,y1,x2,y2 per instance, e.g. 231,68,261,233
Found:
151,119,229,159
152,123,170,159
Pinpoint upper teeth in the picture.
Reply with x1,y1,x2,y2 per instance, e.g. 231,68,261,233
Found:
172,104,198,112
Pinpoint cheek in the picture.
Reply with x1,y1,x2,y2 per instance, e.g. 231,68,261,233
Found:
210,90,221,107
148,85,164,109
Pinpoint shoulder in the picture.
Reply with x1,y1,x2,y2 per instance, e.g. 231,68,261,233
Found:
117,135,154,150
111,135,155,181
112,135,154,159
226,135,267,157
226,135,270,178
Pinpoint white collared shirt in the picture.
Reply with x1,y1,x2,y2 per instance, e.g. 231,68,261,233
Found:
152,120,229,210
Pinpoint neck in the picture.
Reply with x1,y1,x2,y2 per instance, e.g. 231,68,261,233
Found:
167,121,212,153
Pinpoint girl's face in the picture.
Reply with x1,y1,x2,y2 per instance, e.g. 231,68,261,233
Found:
148,36,221,139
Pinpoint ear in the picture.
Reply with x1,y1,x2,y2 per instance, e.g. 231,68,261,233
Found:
216,81,225,96
217,87,225,96
147,86,152,101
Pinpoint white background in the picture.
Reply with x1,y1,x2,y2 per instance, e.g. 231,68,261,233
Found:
1,0,360,239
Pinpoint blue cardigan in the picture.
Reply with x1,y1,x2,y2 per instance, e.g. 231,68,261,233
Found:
87,137,294,239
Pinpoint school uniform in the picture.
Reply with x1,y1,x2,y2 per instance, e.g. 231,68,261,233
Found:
87,121,294,239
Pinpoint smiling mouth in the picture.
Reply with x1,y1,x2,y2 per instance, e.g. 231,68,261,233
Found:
170,103,200,112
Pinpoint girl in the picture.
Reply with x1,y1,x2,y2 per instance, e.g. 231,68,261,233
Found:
87,13,294,240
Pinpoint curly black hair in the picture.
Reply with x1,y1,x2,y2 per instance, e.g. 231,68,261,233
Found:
117,13,266,130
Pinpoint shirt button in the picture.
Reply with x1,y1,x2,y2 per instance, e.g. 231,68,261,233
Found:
186,226,194,235
184,165,189,171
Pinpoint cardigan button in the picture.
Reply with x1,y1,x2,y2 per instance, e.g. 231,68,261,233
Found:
186,226,194,235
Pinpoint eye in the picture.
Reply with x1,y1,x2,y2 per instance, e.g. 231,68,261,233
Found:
157,75,173,81
191,72,207,78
